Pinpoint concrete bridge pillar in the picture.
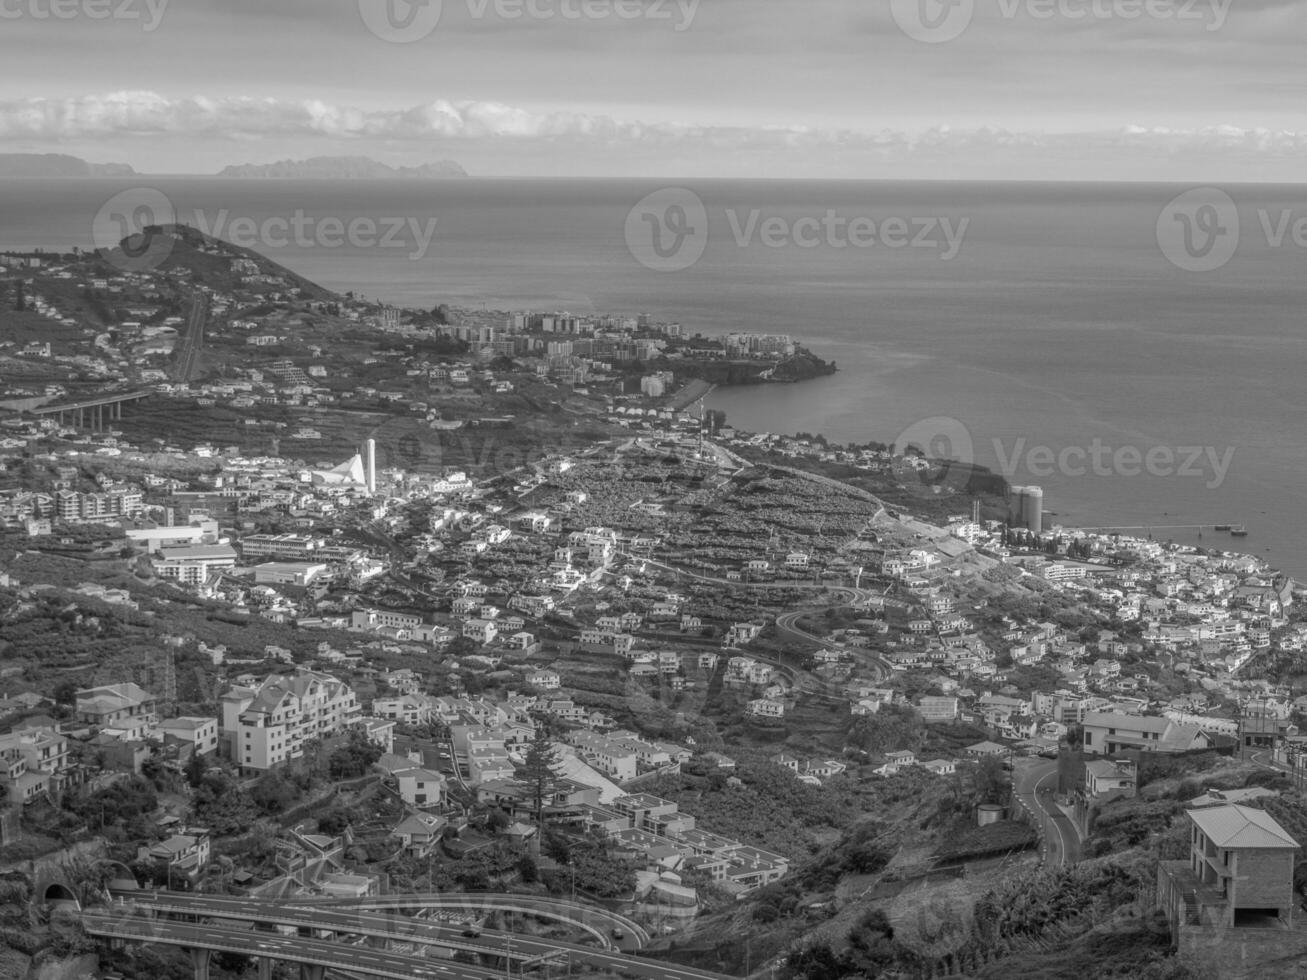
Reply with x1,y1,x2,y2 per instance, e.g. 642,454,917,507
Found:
299,964,325,980
185,947,211,980
257,957,275,980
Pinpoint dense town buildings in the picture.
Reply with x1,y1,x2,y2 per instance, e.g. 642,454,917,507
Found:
4,249,1307,979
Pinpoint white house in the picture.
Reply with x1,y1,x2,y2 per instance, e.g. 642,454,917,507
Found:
393,767,446,808
526,669,561,690
157,716,220,756
747,699,785,719
462,619,499,645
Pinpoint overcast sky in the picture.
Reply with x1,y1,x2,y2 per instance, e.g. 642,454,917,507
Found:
3,0,1307,178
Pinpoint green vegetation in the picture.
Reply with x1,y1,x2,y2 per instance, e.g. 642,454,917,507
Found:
935,820,1036,863
0,561,359,695
646,760,864,858
326,732,384,780
65,777,158,838
541,838,637,898
191,771,259,836
661,349,837,388
846,704,925,756
781,854,1184,980
1136,751,1226,789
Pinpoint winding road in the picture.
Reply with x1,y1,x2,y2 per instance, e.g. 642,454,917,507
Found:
101,889,737,980
1012,759,1081,867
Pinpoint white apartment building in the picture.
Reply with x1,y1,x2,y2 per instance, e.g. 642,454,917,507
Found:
570,731,639,780
352,608,425,632
0,726,71,802
222,670,361,772
56,488,143,522
372,694,433,726
152,544,238,584
126,519,220,552
239,533,321,560
253,562,330,587
76,683,159,740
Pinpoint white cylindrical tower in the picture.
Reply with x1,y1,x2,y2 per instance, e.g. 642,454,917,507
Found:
1024,486,1044,534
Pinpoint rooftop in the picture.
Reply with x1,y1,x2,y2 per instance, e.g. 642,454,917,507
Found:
1083,711,1174,733
1188,804,1300,849
158,544,238,561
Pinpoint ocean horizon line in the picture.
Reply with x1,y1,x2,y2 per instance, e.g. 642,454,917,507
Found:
6,174,1307,189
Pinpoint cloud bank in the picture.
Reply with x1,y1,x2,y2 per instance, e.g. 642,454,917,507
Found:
6,91,1307,150
8,92,1307,180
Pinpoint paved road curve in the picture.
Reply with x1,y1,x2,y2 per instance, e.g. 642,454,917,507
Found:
298,891,650,947
1012,759,1081,867
112,891,739,980
775,610,891,686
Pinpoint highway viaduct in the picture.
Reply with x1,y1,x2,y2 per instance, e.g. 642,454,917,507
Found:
28,389,152,430
93,888,736,980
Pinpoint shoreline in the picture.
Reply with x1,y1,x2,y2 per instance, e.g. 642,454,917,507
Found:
700,392,1291,575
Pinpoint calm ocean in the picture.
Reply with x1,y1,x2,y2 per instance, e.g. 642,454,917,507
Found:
3,178,1306,576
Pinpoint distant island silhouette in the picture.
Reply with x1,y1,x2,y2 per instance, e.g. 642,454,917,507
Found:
0,153,468,179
